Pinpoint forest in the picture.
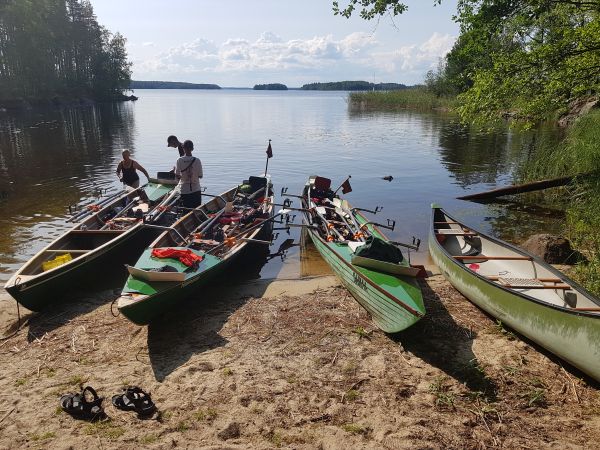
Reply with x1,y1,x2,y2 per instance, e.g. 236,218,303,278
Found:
302,81,407,91
0,0,131,104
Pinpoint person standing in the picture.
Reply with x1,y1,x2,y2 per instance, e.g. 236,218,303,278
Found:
176,140,203,208
116,149,149,189
167,135,185,157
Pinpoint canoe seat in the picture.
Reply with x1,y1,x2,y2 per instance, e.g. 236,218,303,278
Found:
498,277,544,288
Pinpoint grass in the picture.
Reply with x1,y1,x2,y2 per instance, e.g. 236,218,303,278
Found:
139,434,158,444
29,431,56,441
352,326,371,339
345,389,360,402
520,109,600,296
491,320,516,341
83,421,125,440
175,421,190,432
349,87,456,112
341,423,369,435
222,367,233,376
194,407,218,422
68,375,86,386
429,376,456,409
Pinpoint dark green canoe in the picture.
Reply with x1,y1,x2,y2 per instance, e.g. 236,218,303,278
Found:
4,181,178,311
117,176,274,325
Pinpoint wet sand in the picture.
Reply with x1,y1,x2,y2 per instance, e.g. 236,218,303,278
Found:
0,273,598,449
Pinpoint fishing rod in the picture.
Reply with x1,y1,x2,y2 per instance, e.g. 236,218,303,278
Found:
206,209,288,255
67,189,127,222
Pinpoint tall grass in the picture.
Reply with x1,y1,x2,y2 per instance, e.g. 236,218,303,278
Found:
522,110,600,181
349,87,456,112
523,110,600,295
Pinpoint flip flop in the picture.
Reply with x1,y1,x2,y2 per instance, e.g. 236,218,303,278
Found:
112,386,156,417
60,386,105,421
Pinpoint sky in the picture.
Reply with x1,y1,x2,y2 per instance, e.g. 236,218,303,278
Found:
91,0,459,88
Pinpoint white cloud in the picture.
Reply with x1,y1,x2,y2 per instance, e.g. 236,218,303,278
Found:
142,42,155,47
133,31,455,85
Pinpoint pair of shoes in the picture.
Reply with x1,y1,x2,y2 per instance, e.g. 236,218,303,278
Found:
60,386,106,421
60,385,156,421
112,386,156,418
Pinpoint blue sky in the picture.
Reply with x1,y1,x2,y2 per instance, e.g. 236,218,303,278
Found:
92,0,459,87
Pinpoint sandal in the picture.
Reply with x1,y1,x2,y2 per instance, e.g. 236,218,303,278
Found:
112,386,156,417
60,386,105,421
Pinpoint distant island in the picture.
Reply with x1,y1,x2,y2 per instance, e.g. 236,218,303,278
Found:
301,81,408,91
130,81,221,90
253,83,288,90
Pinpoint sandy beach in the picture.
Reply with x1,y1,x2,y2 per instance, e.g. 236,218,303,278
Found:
0,272,598,449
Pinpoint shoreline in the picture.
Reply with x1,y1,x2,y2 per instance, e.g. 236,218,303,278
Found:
0,272,598,448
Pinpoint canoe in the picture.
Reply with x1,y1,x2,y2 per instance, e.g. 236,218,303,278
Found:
4,180,179,311
299,176,424,333
116,175,274,325
429,204,600,381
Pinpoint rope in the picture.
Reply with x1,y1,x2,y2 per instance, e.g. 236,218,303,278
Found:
0,299,23,341
110,297,120,317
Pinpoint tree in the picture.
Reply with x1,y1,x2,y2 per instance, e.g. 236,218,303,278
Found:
0,0,132,102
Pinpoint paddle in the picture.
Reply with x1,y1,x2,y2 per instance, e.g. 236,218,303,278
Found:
206,209,288,255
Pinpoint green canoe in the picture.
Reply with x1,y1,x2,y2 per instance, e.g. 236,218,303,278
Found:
4,180,178,311
429,204,600,381
299,176,424,333
117,176,274,325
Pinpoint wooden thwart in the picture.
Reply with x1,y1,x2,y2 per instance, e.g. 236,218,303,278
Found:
45,249,89,254
454,255,533,261
487,275,562,283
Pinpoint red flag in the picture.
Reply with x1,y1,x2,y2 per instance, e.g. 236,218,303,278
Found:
266,141,273,158
341,178,352,194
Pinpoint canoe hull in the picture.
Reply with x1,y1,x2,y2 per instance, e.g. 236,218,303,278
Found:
308,230,423,333
429,209,600,381
5,227,155,311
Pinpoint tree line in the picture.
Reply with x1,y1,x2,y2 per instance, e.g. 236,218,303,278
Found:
335,0,600,126
302,81,407,91
0,0,131,103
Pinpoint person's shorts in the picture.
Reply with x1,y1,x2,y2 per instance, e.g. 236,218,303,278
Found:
181,191,202,209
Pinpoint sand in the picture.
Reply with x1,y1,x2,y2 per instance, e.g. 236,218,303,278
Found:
0,273,599,449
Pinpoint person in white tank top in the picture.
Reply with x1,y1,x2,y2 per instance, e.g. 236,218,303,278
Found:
175,140,203,208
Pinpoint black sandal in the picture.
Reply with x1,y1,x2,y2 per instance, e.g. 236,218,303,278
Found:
112,386,156,417
60,386,105,421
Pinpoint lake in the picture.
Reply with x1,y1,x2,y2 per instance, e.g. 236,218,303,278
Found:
0,89,564,286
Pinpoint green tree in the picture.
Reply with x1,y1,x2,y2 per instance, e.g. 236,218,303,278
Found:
0,0,132,102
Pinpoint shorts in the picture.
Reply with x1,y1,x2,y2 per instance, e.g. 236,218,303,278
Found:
181,191,203,209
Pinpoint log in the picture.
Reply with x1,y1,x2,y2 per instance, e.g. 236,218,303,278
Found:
457,175,576,201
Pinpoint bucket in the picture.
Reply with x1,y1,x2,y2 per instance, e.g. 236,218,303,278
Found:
42,253,72,272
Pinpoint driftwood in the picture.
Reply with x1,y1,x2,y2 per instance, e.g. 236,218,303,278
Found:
457,175,576,201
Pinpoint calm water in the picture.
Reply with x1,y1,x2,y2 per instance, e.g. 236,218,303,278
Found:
0,90,564,287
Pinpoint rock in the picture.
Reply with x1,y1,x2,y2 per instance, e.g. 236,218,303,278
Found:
521,234,584,264
217,422,241,440
558,96,599,127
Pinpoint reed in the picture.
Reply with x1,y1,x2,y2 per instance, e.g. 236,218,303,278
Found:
348,87,456,112
521,110,600,295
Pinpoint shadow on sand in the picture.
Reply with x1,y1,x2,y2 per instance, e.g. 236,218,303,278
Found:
146,243,272,381
396,279,498,399
23,268,127,343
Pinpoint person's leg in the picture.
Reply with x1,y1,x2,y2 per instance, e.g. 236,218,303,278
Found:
191,191,202,208
129,179,140,189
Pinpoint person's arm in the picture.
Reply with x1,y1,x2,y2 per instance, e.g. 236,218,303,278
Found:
175,159,182,180
134,160,150,180
197,160,203,179
116,161,123,181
